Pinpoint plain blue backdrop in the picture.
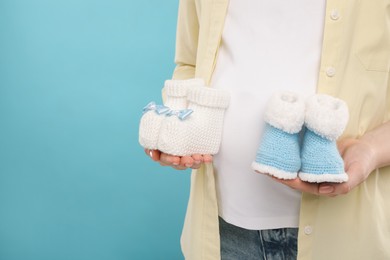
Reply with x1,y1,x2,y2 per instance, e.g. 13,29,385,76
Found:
0,0,191,259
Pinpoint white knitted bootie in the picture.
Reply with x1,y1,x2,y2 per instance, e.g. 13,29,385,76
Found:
138,78,204,150
157,86,230,156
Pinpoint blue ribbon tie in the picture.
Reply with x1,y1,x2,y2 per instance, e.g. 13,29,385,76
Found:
142,101,193,120
166,109,193,121
142,101,170,115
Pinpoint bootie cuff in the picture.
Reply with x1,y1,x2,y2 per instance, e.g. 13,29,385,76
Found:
264,91,305,134
163,78,205,97
305,94,349,141
187,86,230,108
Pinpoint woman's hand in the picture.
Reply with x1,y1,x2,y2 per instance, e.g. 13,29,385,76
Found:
273,121,390,196
144,149,213,170
273,137,376,197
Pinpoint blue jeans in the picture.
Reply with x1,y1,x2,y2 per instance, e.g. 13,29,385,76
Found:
219,217,298,260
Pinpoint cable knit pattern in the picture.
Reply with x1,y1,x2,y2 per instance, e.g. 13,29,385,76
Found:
299,94,349,183
252,92,305,179
138,78,204,149
157,86,230,156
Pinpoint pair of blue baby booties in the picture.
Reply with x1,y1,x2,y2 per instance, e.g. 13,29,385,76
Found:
252,92,349,183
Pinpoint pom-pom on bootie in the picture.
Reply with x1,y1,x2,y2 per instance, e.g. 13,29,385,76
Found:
157,85,230,156
252,92,305,180
138,78,204,150
299,94,349,183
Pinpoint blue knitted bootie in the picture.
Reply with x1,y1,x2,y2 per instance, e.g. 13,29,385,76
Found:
252,92,305,180
299,94,349,183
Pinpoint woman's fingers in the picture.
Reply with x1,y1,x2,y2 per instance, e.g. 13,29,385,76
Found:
144,149,212,170
160,152,181,166
145,149,161,161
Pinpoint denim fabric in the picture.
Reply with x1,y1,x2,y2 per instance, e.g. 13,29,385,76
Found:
219,217,298,260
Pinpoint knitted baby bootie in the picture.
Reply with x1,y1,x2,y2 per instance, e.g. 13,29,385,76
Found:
157,85,230,156
138,78,204,150
299,94,349,183
252,92,305,179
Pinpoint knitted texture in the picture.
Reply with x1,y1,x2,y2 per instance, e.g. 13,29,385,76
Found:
157,86,230,156
252,92,305,179
138,78,204,149
252,125,301,179
299,128,348,183
299,94,349,183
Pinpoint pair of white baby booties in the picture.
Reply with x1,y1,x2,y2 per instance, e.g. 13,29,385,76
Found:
139,79,230,156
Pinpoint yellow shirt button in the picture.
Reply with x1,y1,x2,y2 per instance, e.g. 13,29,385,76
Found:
304,225,313,235
330,9,340,20
326,66,336,77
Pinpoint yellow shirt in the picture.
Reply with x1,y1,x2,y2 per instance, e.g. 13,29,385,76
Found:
171,0,390,259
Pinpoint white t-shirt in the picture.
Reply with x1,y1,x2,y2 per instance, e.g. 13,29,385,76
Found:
211,0,326,230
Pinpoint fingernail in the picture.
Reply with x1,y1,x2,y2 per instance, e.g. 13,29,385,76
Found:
185,163,192,168
172,162,179,166
319,185,334,194
149,150,153,158
194,160,201,164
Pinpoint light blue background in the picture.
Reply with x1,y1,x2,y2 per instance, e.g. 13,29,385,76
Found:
0,1,191,259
